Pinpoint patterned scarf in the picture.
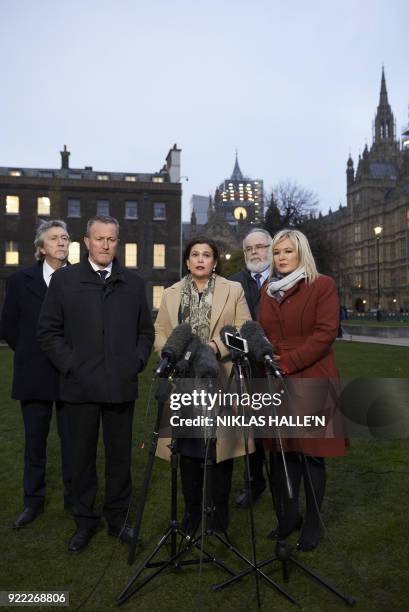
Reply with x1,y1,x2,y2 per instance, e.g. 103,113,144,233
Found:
180,273,215,343
266,266,307,302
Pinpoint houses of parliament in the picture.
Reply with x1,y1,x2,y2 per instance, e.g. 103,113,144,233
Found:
324,68,409,312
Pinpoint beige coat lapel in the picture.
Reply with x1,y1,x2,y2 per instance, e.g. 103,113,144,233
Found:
167,281,183,328
209,276,230,338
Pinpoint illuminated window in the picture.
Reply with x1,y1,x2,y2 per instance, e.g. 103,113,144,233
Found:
153,285,165,309
9,170,21,177
6,195,19,214
67,199,81,217
69,241,80,264
354,223,361,242
5,241,19,265
97,200,110,216
153,244,165,268
125,201,138,219
153,202,166,220
37,196,51,215
354,249,362,266
97,175,109,181
125,176,136,182
125,243,137,267
152,176,164,183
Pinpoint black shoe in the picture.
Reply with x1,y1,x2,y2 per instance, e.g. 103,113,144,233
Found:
267,515,302,540
68,527,97,554
297,524,321,552
107,524,137,545
235,483,266,508
13,506,44,529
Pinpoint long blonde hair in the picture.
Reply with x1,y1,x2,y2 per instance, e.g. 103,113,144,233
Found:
271,229,319,283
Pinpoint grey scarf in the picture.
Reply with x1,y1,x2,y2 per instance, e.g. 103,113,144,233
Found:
266,266,307,302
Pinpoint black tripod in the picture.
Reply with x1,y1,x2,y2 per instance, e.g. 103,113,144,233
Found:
117,376,238,606
213,366,356,608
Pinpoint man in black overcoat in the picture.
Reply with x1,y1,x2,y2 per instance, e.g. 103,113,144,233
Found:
38,215,154,553
1,220,72,528
229,228,272,508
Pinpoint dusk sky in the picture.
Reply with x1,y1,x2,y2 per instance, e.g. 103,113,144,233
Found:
1,0,408,220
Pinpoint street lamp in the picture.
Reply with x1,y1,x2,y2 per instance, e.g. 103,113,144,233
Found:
373,225,383,315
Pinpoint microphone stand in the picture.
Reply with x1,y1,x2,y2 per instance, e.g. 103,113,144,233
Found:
117,370,236,607
210,354,298,607
213,361,356,608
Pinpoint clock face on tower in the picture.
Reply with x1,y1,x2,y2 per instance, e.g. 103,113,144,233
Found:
233,206,247,220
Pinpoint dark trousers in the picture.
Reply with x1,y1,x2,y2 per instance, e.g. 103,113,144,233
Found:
243,439,266,490
21,400,72,509
269,452,326,538
180,455,234,531
64,401,134,529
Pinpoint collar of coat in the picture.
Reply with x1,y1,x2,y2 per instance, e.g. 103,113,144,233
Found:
21,261,47,299
79,254,126,285
165,274,235,339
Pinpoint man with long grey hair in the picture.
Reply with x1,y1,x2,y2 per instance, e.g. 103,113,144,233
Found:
229,228,273,508
1,220,72,528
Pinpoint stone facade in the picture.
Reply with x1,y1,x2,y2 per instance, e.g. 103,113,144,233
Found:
324,69,409,312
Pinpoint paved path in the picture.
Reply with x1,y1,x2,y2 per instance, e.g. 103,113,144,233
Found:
338,333,409,347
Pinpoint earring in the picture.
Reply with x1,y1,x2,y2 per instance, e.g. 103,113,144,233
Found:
213,266,216,272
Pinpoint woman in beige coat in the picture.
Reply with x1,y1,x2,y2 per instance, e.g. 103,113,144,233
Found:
155,235,251,534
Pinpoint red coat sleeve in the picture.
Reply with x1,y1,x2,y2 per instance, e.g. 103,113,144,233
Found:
280,276,339,375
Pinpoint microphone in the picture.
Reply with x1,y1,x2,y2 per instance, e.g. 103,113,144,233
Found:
173,335,202,378
155,323,193,377
194,344,220,380
240,321,281,374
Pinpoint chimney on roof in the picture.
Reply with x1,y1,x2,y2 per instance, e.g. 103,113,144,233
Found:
60,145,70,169
166,144,181,182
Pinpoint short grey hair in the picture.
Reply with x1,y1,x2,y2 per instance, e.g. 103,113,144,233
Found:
85,216,120,237
34,220,69,261
242,228,272,249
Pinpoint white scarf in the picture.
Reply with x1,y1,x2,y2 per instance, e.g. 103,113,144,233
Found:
266,266,307,301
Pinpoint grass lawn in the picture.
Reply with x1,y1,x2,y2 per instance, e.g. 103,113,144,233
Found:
0,343,408,611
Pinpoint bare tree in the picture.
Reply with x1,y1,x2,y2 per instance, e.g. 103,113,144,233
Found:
264,180,319,231
263,180,340,276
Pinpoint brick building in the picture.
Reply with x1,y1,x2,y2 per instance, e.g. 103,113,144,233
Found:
0,144,182,311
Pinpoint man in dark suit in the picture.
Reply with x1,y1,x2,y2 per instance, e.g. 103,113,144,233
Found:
229,228,272,508
1,220,72,528
38,216,154,553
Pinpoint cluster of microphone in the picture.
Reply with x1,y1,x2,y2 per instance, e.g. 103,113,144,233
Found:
155,321,281,379
155,323,219,379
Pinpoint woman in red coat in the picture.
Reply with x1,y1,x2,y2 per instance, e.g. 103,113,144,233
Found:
258,228,346,551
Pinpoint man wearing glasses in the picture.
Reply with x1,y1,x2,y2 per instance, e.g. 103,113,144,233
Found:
229,228,272,508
